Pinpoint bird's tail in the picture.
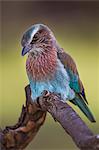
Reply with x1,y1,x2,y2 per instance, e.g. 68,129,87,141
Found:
71,95,96,122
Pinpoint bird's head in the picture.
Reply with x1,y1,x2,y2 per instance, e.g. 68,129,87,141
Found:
21,24,56,56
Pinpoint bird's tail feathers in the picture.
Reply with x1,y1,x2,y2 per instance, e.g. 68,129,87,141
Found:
71,95,96,123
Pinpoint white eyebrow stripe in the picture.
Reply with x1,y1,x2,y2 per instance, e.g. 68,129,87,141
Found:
29,25,40,43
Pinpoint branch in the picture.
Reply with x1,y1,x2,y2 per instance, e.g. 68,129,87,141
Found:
0,85,99,150
38,91,99,150
0,85,46,150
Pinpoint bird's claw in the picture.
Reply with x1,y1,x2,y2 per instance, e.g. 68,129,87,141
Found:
43,90,50,97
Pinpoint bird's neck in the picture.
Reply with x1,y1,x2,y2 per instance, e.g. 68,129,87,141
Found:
26,47,57,81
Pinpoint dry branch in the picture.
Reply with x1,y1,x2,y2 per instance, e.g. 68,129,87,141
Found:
0,85,99,150
38,91,99,150
0,85,46,150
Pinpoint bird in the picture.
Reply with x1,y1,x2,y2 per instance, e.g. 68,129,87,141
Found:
21,23,96,122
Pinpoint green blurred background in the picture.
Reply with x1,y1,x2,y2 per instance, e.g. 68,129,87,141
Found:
1,1,99,150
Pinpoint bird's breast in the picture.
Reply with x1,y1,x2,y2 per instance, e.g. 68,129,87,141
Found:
28,58,75,101
26,50,57,81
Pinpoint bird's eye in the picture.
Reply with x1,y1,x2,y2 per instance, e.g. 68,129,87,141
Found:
33,36,38,42
30,33,39,44
34,32,39,40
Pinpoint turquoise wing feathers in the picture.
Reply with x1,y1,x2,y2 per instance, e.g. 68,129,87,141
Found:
58,49,96,122
57,49,87,102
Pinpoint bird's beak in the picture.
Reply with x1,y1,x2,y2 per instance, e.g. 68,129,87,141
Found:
21,45,31,56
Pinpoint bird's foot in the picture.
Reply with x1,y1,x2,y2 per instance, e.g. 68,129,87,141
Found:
43,90,50,97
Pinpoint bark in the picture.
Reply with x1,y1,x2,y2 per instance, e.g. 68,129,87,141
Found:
0,85,99,150
0,85,46,150
38,91,99,150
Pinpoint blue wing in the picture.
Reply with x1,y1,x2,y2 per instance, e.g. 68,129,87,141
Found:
57,49,88,103
57,49,96,122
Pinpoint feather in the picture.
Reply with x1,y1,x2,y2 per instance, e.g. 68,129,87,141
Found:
71,95,96,122
28,59,75,101
26,47,57,81
57,49,96,122
57,49,88,104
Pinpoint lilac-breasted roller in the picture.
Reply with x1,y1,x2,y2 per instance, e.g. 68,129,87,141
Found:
21,24,95,122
